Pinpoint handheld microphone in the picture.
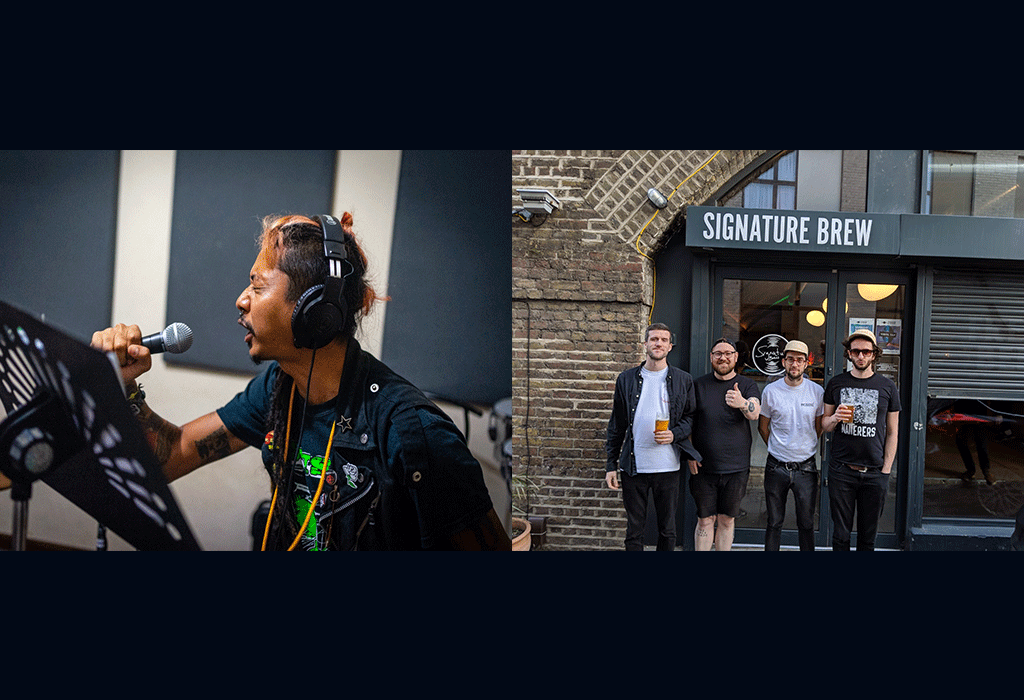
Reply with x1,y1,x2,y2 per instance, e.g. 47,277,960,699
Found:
141,323,194,354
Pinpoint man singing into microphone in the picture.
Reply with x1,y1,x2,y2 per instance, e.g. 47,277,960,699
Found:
90,213,510,550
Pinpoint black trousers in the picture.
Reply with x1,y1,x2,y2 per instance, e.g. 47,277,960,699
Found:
764,455,818,551
828,463,889,551
621,470,680,551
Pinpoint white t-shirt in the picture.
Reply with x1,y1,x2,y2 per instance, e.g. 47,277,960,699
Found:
633,366,679,473
760,376,824,462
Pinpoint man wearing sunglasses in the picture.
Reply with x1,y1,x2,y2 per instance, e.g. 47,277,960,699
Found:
822,329,901,551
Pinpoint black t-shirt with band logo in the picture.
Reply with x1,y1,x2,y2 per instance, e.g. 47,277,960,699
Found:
823,371,901,470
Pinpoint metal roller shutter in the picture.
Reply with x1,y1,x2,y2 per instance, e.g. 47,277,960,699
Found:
929,268,1024,400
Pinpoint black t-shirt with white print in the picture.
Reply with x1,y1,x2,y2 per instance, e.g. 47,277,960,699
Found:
823,371,901,470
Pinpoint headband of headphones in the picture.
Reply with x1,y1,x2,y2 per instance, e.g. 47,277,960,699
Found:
290,215,353,349
314,214,350,305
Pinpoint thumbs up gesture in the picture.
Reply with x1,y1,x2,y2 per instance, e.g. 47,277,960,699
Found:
725,382,745,409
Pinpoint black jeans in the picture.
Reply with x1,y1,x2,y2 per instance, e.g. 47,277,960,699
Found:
621,470,680,551
764,455,818,551
828,463,889,551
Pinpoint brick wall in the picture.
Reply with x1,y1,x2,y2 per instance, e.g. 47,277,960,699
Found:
511,150,766,549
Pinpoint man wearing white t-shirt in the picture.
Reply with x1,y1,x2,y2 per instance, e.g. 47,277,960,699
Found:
758,340,823,551
606,324,701,550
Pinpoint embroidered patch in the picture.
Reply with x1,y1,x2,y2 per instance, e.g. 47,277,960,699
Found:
264,431,274,448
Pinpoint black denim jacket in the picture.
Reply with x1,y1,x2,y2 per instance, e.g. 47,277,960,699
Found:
605,363,702,477
223,339,495,550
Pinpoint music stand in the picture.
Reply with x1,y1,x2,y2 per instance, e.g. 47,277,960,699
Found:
0,300,200,550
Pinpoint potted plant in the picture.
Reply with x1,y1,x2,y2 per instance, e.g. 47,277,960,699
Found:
510,473,535,551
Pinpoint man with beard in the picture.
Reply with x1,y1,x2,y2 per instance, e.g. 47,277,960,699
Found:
688,338,761,551
758,340,823,551
822,329,901,551
606,323,701,550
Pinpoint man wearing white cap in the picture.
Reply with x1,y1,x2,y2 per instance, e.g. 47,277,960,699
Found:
822,329,901,551
758,339,823,551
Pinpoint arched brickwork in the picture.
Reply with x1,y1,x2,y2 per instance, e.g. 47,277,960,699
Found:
511,149,767,549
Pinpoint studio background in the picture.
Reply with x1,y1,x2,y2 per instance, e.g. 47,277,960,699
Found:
0,149,511,550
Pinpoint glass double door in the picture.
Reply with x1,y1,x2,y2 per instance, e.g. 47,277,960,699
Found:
710,266,909,549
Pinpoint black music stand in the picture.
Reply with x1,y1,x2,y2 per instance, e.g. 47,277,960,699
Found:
0,300,200,550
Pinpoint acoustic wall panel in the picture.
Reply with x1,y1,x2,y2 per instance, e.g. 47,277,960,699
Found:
164,150,335,375
0,150,120,342
380,150,511,406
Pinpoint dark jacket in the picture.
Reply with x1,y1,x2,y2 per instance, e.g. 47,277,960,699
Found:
606,363,702,477
219,338,500,550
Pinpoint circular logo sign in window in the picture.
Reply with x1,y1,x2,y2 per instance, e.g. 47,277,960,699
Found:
752,334,786,375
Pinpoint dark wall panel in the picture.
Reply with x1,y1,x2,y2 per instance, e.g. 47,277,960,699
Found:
165,150,335,375
381,150,511,406
868,150,921,214
0,150,120,342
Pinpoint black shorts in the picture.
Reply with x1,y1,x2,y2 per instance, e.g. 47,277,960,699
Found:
689,469,749,518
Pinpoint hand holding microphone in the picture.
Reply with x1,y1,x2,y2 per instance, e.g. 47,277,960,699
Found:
141,322,193,354
91,322,192,384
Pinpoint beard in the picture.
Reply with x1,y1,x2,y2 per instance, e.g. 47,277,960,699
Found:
713,361,735,377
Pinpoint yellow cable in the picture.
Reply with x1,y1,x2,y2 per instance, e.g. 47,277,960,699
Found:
286,417,335,551
635,150,722,323
261,382,296,551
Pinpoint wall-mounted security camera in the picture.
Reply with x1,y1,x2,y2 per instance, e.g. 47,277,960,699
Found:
516,188,562,215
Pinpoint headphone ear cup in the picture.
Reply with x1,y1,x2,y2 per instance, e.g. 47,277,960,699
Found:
291,285,344,349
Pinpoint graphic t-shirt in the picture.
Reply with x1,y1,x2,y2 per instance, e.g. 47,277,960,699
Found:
823,371,901,469
760,377,824,462
217,365,376,551
691,373,762,474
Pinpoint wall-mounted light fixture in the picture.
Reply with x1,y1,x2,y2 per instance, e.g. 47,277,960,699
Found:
647,187,668,209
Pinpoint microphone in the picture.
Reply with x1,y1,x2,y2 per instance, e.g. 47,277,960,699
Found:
141,323,194,354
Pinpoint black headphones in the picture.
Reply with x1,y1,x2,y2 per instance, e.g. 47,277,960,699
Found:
290,214,352,350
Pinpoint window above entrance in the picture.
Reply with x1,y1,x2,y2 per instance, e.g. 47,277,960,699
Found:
712,150,1024,220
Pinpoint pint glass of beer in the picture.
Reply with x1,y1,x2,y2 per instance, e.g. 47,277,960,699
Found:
839,404,856,423
655,414,670,432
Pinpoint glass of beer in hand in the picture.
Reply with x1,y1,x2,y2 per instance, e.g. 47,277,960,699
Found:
655,414,670,432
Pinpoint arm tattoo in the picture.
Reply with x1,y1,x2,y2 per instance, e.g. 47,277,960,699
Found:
746,400,755,413
195,427,233,465
135,403,179,466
